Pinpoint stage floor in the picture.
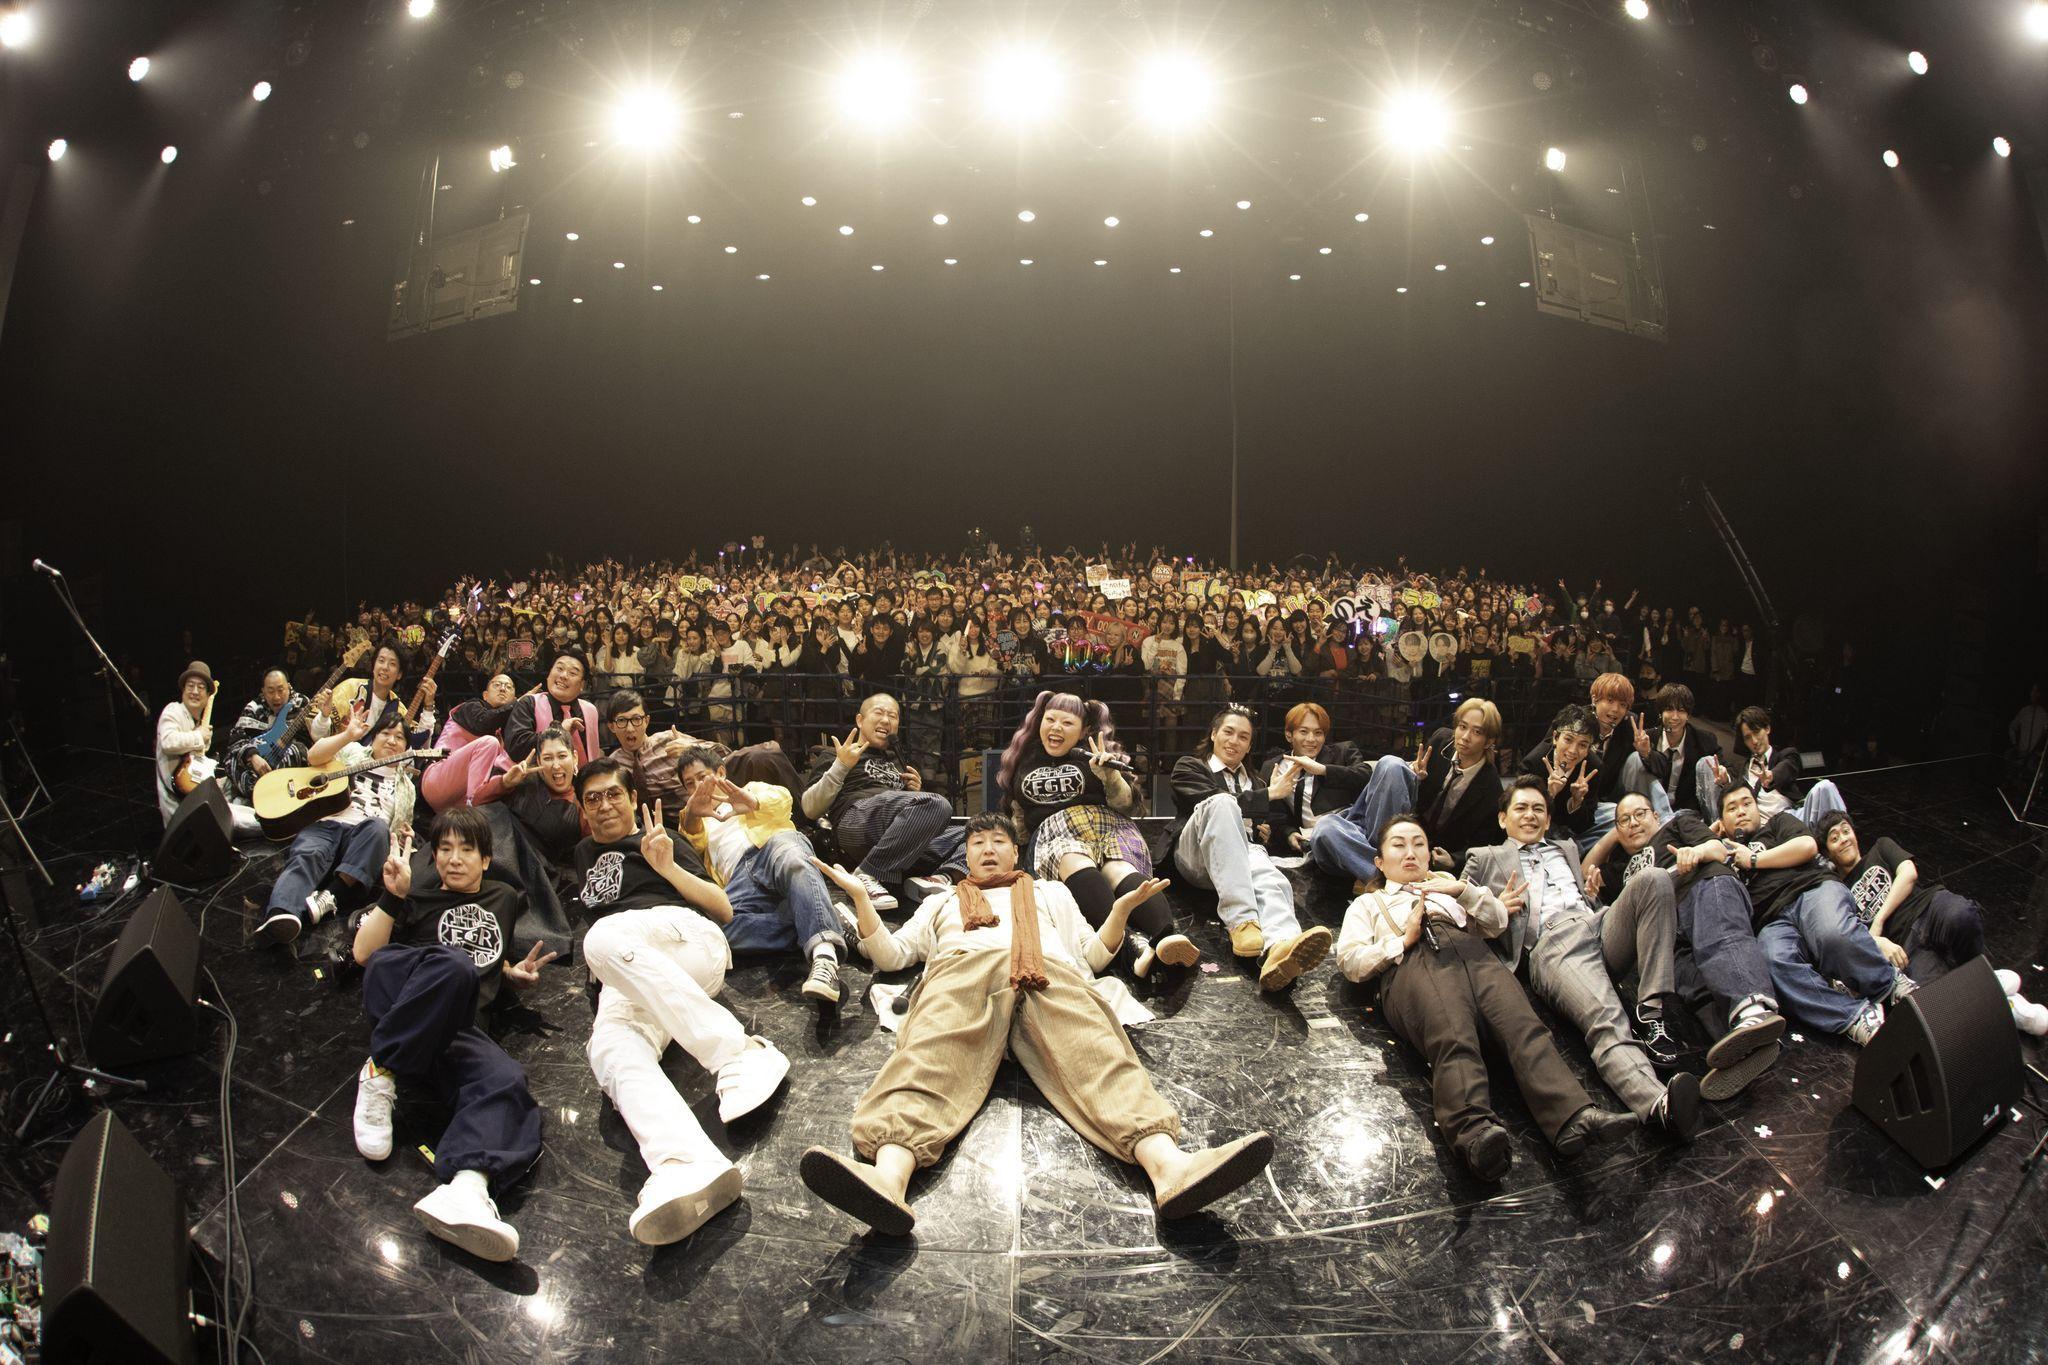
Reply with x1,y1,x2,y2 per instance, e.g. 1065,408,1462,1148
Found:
2,753,2044,1364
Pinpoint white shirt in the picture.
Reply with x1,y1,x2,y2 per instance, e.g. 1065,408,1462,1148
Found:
1515,838,1583,940
1208,754,1256,840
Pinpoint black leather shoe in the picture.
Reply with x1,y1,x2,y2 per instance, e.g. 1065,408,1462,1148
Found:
1634,1011,1682,1071
1456,1124,1514,1182
1554,1105,1636,1156
1650,1072,1701,1140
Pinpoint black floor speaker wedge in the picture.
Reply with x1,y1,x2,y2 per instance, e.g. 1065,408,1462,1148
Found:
1852,955,2022,1168
153,782,234,884
88,887,202,1069
44,1110,196,1365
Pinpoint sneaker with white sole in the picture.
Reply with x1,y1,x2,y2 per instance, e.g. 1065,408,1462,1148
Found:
1996,968,2022,997
413,1171,519,1262
257,909,302,945
629,1161,744,1246
305,889,338,925
1885,973,1917,1006
353,1058,397,1160
1846,1003,1887,1047
854,871,898,912
802,954,842,1006
2012,995,2048,1037
715,1036,790,1124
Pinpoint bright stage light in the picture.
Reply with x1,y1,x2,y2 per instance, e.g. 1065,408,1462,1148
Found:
1353,211,1369,222
0,10,33,49
612,260,625,269
1544,145,1567,171
1133,53,1214,124
1103,215,1120,227
1318,246,1331,254
252,80,273,102
1993,135,2012,157
2028,3,2048,41
1788,82,1808,105
612,86,679,148
565,231,579,240
128,56,151,82
1236,199,1251,210
1198,228,1213,237
836,52,915,126
1480,234,1495,245
838,224,854,235
723,245,737,254
1623,0,1650,19
931,212,949,225
1882,148,1899,168
408,0,434,17
686,214,701,224
160,145,178,164
1017,209,1035,222
801,195,817,206
983,48,1063,121
1906,50,1929,75
489,144,516,172
1433,262,1447,271
871,263,885,271
1380,89,1450,152
46,137,66,162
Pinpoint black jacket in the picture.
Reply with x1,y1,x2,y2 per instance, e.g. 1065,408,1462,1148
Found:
1258,741,1374,851
1643,722,1722,814
1517,743,1598,837
1164,753,1271,864
1412,728,1505,867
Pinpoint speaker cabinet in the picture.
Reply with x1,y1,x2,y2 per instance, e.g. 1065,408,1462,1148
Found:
1853,955,2022,1168
88,887,202,1069
154,783,233,884
43,1111,195,1365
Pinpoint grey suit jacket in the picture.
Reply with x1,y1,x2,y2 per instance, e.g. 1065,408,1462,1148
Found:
1461,837,1590,971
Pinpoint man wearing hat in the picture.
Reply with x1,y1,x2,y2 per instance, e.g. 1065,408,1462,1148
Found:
155,660,217,826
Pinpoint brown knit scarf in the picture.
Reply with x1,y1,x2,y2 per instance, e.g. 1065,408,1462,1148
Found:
954,870,1050,992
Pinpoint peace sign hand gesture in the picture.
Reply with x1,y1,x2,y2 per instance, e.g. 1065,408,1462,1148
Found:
1630,712,1652,759
1409,734,1431,780
1545,754,1571,799
640,803,676,873
833,727,869,770
501,941,559,988
1570,761,1596,806
381,829,416,899
1499,870,1527,917
1084,733,1119,780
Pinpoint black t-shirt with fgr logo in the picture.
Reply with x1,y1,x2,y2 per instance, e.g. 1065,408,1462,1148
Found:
1743,812,1831,929
1009,746,1108,836
804,747,912,826
571,834,708,922
1838,836,1937,942
377,880,524,1012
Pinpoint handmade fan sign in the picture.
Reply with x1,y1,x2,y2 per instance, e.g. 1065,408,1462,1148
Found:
1397,631,1428,665
1428,631,1459,666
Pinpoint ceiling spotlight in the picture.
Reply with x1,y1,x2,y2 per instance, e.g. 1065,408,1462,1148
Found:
565,231,580,241
1481,234,1495,245
943,258,958,265
1433,262,1447,271
252,80,273,102
1236,199,1251,210
932,213,949,225
1623,0,1650,19
837,51,915,126
1544,146,1567,172
1380,88,1451,152
46,137,67,162
1788,82,1808,105
1396,286,1408,294
1019,258,1034,266
871,263,885,271
488,144,516,173
1519,280,1531,287
160,145,178,164
723,245,737,254
1198,228,1213,238
1993,135,2012,157
612,85,680,149
2027,3,2048,41
756,273,771,280
572,296,584,304
1133,53,1214,125
801,195,817,206
1882,148,1899,168
0,9,32,47
838,224,854,236
1318,246,1332,254
1103,215,1120,228
983,48,1063,121
1353,211,1370,222
612,261,626,270
529,278,540,285
1906,50,1929,75
686,214,701,224
1288,273,1302,281
1094,259,1107,266
1017,209,1035,222
652,284,664,291
128,56,151,82
1169,266,1182,273
407,0,434,18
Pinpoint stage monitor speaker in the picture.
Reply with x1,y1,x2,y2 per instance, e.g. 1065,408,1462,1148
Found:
88,887,202,1069
43,1110,195,1365
153,783,233,884
1852,955,2021,1168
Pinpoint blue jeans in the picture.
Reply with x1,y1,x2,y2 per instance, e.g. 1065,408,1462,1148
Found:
267,818,389,921
1897,888,1986,986
1675,875,1777,1021
719,830,846,959
1307,758,1417,881
1757,881,1900,1034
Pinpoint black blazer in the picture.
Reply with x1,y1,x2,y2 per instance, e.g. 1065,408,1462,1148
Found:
1163,753,1270,864
1643,721,1722,814
1259,741,1373,850
1517,742,1597,837
1413,728,1505,867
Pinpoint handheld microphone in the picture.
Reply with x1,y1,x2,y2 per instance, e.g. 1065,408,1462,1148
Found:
32,558,62,578
1093,753,1138,775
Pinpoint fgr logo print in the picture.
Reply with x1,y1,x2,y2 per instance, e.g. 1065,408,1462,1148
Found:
1020,763,1086,806
581,851,626,905
439,902,504,968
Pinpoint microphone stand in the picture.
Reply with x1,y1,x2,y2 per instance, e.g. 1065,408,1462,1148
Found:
43,568,150,757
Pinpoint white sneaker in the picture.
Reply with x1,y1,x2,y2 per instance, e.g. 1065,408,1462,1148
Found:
1996,968,2022,997
854,871,898,912
413,1172,519,1262
628,1161,743,1246
715,1036,790,1124
2011,995,2048,1037
305,889,338,925
1885,973,1917,1005
1846,1003,1886,1047
257,910,302,945
353,1059,396,1160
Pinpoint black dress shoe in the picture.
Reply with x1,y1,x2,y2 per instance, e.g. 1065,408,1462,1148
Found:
1633,1012,1682,1070
1650,1072,1701,1140
1554,1105,1636,1156
1457,1124,1514,1182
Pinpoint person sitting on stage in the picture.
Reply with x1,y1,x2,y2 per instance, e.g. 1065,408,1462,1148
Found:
155,660,218,824
1573,673,1675,847
1306,698,1506,886
1518,705,1603,842
419,673,520,812
503,649,602,768
1712,783,1907,1046
998,690,1197,978
257,706,417,945
800,693,958,910
1461,778,1701,1138
675,745,851,1011
572,758,789,1245
1706,706,1846,828
224,669,313,801
1257,701,1374,859
798,814,1274,1235
1813,812,2002,994
311,642,436,747
348,808,556,1262
498,725,584,866
1583,794,1787,1100
603,690,693,821
1167,705,1333,990
1638,684,1722,817
1336,813,1635,1182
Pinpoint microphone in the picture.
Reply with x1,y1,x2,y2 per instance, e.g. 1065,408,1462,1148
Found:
1093,752,1138,775
32,558,62,578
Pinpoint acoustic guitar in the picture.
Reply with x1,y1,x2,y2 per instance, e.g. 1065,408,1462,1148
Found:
251,747,446,840
172,683,221,796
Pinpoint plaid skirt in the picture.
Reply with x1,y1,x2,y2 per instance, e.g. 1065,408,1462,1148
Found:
1030,804,1153,879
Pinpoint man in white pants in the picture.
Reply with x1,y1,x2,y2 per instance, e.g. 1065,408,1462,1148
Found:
571,758,791,1246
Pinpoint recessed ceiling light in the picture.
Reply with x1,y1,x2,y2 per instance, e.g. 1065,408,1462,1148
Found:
723,245,737,253
839,225,854,236
943,257,958,264
1198,229,1213,238
1475,300,1486,307
1093,259,1107,266
1019,258,1034,265
686,214,702,224
1480,235,1495,245
1433,262,1447,271
565,231,580,241
1017,209,1036,222
572,296,584,303
1103,216,1120,227
612,260,626,269
756,273,770,280
1318,246,1331,255
652,284,665,291
1169,266,1182,274
528,277,540,285
801,195,817,206
1396,286,1408,293
871,263,884,271
1519,280,1531,287
1353,212,1369,222
932,213,949,225
1236,199,1251,209
1288,273,1301,281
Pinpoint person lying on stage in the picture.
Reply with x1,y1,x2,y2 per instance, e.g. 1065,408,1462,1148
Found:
224,669,311,801
257,706,416,945
419,673,520,811
675,745,852,1011
571,759,789,1245
497,725,584,866
1582,793,1787,1100
310,641,436,747
349,808,556,1262
1336,813,1635,1182
799,814,1274,1236
503,648,602,767
802,693,961,910
1461,778,1702,1139
1812,812,2006,1000
1711,783,1907,1046
1256,701,1373,858
998,690,1197,978
1167,705,1333,990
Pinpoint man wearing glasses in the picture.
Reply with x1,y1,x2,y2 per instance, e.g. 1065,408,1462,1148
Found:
603,689,693,826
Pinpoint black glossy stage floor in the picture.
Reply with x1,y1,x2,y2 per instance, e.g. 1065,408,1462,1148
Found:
3,753,2045,1364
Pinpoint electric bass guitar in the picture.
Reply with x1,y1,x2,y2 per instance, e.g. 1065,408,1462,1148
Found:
251,747,446,841
172,684,221,795
329,616,461,729
231,641,373,798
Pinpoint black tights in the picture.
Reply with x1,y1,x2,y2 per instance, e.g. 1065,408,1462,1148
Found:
1062,864,1176,941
